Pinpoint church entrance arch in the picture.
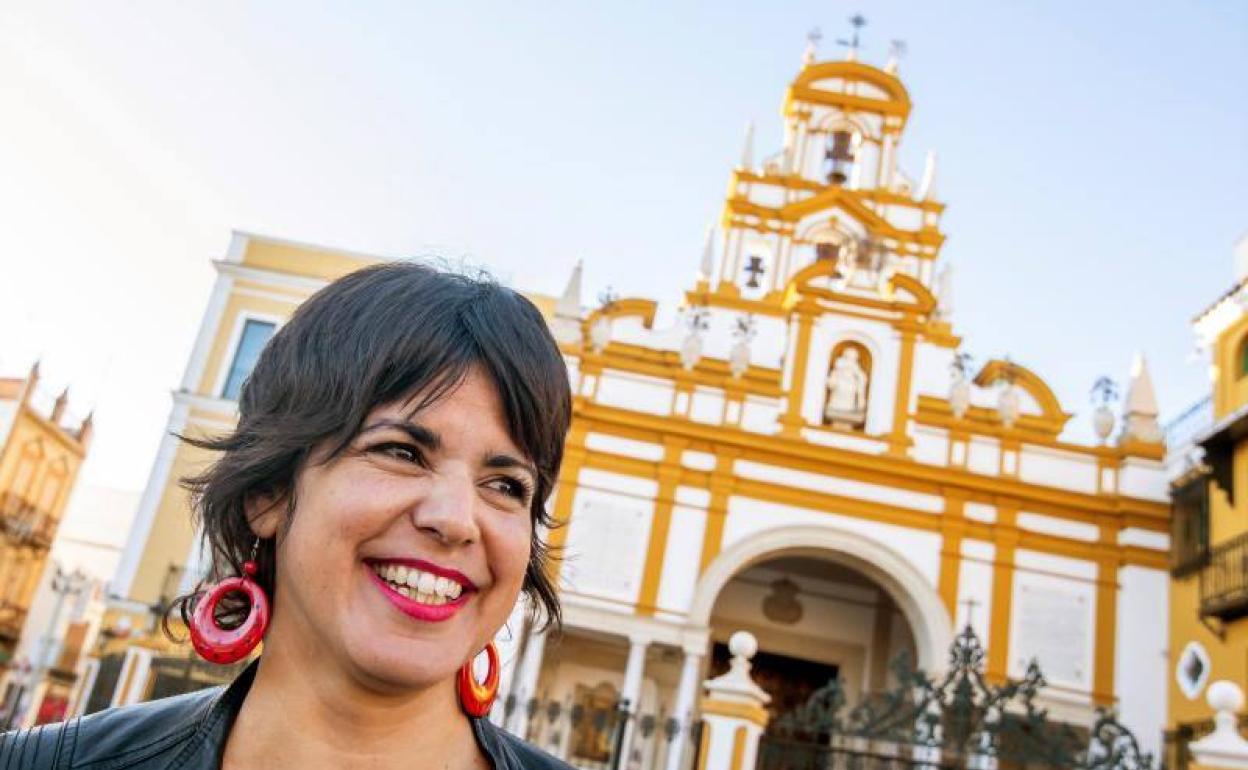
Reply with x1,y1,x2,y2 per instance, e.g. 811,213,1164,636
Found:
690,525,953,676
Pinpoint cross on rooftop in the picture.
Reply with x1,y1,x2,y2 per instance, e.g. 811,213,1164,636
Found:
837,14,867,56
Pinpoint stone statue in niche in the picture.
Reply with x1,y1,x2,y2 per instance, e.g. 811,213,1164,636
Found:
824,346,869,429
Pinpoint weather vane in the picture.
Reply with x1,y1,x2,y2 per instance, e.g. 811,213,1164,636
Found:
836,14,867,56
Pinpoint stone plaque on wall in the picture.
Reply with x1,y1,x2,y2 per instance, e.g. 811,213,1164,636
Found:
1013,582,1090,687
564,496,649,600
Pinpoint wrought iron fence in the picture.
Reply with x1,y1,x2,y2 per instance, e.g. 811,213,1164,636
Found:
500,690,699,770
1199,531,1248,621
758,625,1154,770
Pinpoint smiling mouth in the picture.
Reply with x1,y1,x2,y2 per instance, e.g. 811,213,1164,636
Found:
370,561,468,604
365,559,476,621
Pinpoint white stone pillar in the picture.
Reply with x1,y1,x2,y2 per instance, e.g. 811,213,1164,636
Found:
618,634,651,767
1191,681,1248,770
698,631,771,770
504,624,547,736
663,648,705,770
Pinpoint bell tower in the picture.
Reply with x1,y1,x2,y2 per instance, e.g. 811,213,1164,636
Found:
711,26,946,301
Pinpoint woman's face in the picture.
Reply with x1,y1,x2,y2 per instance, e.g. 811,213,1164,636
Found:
255,366,535,693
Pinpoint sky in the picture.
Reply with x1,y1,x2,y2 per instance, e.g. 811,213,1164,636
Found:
0,1,1245,512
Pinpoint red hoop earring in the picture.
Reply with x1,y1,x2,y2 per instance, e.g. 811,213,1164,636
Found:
189,545,270,665
458,641,500,717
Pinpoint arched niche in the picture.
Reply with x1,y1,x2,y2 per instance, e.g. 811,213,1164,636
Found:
823,339,873,431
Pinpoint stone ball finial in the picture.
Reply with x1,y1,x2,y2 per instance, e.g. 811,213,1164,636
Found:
728,630,758,660
1208,680,1246,713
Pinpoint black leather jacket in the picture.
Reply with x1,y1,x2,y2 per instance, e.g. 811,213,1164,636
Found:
0,663,570,769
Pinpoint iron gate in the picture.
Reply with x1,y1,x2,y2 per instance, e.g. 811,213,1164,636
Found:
758,626,1154,770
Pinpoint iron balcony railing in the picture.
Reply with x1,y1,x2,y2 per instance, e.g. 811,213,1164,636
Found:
0,600,29,645
1199,531,1248,621
0,492,58,549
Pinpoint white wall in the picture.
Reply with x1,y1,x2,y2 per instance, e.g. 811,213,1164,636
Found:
721,497,942,588
1114,566,1168,760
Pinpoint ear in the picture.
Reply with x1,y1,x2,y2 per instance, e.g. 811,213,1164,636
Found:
245,491,286,540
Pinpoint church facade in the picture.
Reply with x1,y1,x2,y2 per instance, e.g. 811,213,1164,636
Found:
84,44,1172,770
502,46,1172,770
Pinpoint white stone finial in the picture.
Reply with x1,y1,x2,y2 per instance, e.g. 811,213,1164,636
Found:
729,630,757,660
803,27,821,65
1210,681,1246,713
552,260,585,345
885,40,906,74
699,226,716,283
704,630,770,704
1120,352,1163,444
741,121,755,170
917,151,938,201
555,260,583,319
1191,681,1248,770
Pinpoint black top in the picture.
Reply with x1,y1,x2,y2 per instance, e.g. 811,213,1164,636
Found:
0,662,571,769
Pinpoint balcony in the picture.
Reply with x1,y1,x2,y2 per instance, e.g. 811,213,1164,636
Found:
0,600,29,649
1199,531,1248,621
0,492,58,550
1171,472,1211,577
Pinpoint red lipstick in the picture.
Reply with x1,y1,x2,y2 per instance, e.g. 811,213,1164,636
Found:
365,558,476,623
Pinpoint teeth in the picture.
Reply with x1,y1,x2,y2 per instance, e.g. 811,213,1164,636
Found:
372,563,465,604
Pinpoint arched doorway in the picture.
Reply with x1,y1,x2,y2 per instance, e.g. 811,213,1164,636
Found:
705,555,918,717
690,525,953,685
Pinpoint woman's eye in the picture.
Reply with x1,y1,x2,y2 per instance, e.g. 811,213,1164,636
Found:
487,477,531,503
374,443,421,464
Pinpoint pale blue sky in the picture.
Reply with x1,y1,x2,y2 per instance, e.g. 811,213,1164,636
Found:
0,1,1244,493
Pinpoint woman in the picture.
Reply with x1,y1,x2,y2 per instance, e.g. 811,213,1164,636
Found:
1,263,574,769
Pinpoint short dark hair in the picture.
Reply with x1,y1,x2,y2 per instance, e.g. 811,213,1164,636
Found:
173,262,571,635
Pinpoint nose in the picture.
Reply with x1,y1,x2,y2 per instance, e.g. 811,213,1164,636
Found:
411,467,480,546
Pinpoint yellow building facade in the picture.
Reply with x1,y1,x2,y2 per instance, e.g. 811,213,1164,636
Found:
1166,234,1248,767
0,362,92,728
0,363,91,664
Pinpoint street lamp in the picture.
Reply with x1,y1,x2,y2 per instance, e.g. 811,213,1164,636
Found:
8,563,88,728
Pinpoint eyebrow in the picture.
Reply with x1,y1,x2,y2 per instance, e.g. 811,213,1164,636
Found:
484,453,538,482
360,419,536,479
359,419,441,450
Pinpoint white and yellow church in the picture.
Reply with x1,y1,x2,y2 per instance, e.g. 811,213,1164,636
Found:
88,42,1172,770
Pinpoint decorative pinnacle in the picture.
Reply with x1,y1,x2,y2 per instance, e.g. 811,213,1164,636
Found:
886,39,907,74
699,225,715,283
803,27,822,64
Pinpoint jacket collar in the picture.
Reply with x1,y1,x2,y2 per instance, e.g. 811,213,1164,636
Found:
170,660,513,769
